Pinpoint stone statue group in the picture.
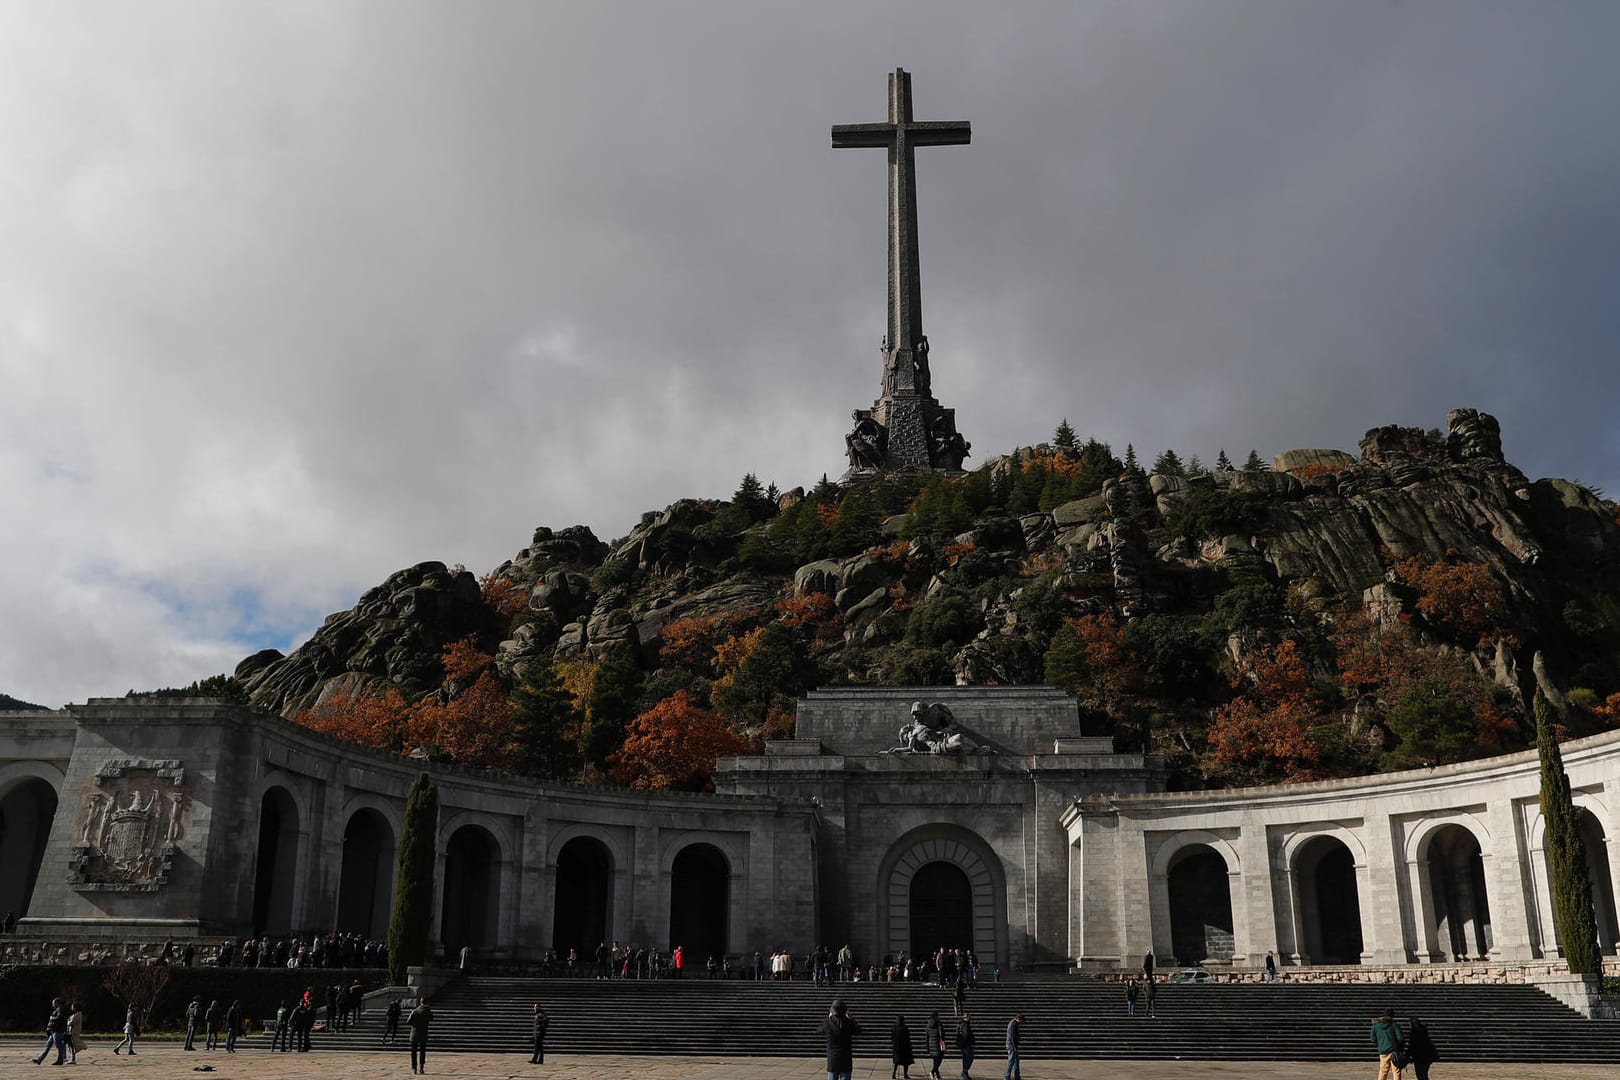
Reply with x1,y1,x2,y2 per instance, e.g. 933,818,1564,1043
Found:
883,702,996,756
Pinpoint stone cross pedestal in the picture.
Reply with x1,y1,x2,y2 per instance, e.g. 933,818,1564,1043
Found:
834,68,971,475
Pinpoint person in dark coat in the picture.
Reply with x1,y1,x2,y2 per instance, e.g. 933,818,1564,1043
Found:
1125,977,1140,1017
1003,1013,1023,1080
224,1000,242,1054
890,1015,915,1079
1406,1017,1439,1080
384,998,402,1045
925,1010,947,1080
1142,948,1154,979
955,1012,976,1079
820,998,862,1080
952,976,967,1017
408,997,432,1074
529,1002,549,1065
1144,973,1157,1018
33,997,67,1065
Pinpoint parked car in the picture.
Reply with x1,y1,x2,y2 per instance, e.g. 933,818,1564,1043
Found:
1168,967,1211,983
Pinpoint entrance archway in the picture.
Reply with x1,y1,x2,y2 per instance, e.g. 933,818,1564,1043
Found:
0,777,58,919
1424,824,1491,960
669,843,729,962
910,860,973,957
441,825,500,955
336,809,395,938
1168,845,1234,964
553,835,613,955
880,827,1005,965
1294,836,1363,964
252,787,300,934
1577,810,1620,954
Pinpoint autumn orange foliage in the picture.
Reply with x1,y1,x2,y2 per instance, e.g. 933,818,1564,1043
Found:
291,637,516,769
479,571,530,620
609,691,751,791
775,593,839,632
1206,640,1322,783
1062,613,1145,714
1392,554,1508,645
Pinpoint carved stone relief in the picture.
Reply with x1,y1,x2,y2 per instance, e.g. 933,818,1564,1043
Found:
69,759,189,892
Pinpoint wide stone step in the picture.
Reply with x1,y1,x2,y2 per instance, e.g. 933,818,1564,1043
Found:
264,977,1620,1062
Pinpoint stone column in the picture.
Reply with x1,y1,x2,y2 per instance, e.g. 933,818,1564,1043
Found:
1405,857,1441,962
1279,867,1305,964
1355,858,1379,964
1232,826,1275,965
631,823,660,946
1362,812,1410,965
1527,839,1556,958
428,849,448,960
1483,801,1534,961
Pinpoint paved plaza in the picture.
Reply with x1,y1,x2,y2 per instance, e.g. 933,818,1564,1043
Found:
5,1046,1617,1080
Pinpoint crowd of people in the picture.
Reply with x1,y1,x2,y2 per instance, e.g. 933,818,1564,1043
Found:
217,929,387,969
530,940,987,987
819,997,1021,1080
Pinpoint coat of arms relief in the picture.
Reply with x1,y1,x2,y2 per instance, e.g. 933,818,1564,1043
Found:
69,759,189,892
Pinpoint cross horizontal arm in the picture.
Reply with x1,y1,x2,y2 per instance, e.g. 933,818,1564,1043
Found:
831,123,894,148
906,121,971,147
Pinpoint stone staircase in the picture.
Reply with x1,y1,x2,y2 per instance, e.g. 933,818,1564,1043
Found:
256,974,1620,1062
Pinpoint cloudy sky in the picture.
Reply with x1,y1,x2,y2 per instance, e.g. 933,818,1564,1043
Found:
4,1,1619,707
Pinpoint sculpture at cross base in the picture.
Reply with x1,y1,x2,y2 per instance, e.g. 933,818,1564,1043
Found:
834,69,972,475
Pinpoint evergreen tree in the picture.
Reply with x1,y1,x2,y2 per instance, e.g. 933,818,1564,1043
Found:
387,771,439,985
1076,439,1122,495
1006,461,1047,516
1216,449,1233,471
510,660,582,779
1186,454,1206,477
1042,622,1087,695
731,472,770,521
829,485,880,555
1242,449,1267,471
1053,418,1078,452
953,466,995,520
1537,694,1601,974
1151,449,1185,477
585,643,643,769
1124,443,1145,478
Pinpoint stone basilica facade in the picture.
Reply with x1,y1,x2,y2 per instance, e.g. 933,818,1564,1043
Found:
1,685,1617,974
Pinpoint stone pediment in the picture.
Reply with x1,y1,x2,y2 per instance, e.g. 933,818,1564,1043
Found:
788,686,1085,758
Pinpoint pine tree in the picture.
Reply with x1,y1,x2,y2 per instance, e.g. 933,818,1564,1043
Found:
510,660,582,779
1216,449,1233,471
1186,454,1206,477
1151,449,1185,477
1537,693,1600,974
731,473,769,521
1242,449,1267,471
585,643,643,770
1053,419,1078,452
387,771,439,985
1124,444,1145,478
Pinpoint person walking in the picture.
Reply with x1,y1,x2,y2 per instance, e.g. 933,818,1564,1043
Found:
1144,973,1157,1018
1371,1007,1405,1080
1142,948,1154,980
112,1005,139,1056
1003,1013,1023,1080
926,1010,947,1080
204,1000,221,1050
955,1012,976,1080
272,1001,291,1052
183,996,201,1050
1265,950,1278,982
820,998,862,1080
529,1002,548,1065
384,998,402,1045
951,975,967,1018
1406,1017,1439,1080
1126,976,1139,1017
65,1003,83,1065
408,997,432,1074
33,997,68,1065
890,1014,915,1079
224,1000,242,1054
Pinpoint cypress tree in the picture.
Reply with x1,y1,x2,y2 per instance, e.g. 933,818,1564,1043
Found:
387,771,439,986
1536,693,1600,974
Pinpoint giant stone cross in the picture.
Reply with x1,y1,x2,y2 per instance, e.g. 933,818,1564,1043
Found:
835,69,972,475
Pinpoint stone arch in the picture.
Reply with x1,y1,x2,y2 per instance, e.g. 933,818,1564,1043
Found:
252,784,302,935
440,822,502,956
1166,844,1235,965
1288,834,1364,964
0,764,62,921
878,825,1006,966
668,842,731,964
552,833,615,956
336,807,396,938
1530,793,1620,957
1412,820,1493,961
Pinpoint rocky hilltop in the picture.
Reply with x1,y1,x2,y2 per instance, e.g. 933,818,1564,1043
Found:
236,408,1620,784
